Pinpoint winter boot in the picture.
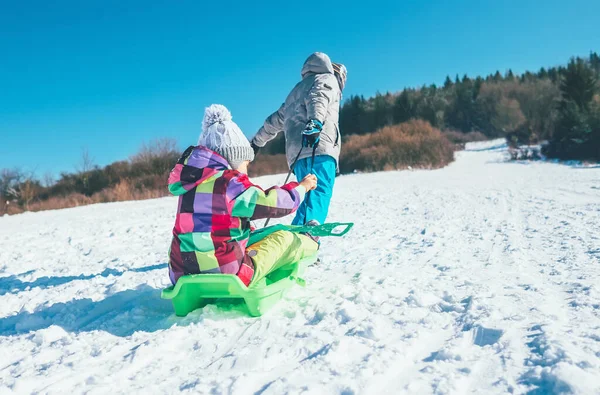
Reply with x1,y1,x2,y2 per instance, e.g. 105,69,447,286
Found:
303,220,321,246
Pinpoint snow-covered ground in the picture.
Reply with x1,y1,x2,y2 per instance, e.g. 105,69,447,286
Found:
1,140,599,394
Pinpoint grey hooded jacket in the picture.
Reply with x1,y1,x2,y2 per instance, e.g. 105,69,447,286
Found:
252,52,343,170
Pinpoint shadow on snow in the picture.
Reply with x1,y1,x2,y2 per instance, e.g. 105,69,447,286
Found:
0,263,168,296
0,262,254,337
0,284,179,337
0,283,251,338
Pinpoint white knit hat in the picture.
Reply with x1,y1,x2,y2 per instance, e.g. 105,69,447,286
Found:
199,104,255,169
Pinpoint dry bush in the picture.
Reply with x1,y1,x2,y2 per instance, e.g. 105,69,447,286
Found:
492,97,526,134
101,179,134,202
131,188,166,200
131,174,167,191
0,168,42,212
19,179,42,210
27,193,93,212
130,137,179,163
5,203,24,215
130,137,180,177
93,179,168,203
1,137,179,215
77,147,96,173
249,154,289,177
1,198,23,215
5,185,169,214
339,120,455,173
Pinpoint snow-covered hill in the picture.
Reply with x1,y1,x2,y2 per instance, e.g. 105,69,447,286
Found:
1,140,599,394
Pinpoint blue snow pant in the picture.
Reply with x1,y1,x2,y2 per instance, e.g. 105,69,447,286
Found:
292,155,336,225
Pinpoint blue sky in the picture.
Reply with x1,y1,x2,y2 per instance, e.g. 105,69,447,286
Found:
1,0,599,177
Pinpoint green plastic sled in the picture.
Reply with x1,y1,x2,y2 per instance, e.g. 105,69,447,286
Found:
161,222,353,317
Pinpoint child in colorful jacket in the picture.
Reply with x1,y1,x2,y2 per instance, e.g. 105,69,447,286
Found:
168,104,319,286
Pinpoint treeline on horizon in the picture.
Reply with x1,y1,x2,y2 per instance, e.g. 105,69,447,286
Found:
338,51,600,160
254,51,600,173
2,52,599,215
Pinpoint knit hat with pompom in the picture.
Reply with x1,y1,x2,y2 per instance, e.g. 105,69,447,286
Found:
198,104,254,169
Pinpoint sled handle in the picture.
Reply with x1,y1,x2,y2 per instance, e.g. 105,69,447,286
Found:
249,222,354,245
289,222,354,237
248,222,354,245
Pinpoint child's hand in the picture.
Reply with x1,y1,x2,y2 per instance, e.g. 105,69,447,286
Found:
299,174,318,192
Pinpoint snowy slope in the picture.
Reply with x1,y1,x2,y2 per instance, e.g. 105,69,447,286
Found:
1,140,599,394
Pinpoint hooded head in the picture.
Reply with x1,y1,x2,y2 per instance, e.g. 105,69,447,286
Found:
332,62,347,91
301,52,347,90
198,104,254,170
301,52,334,78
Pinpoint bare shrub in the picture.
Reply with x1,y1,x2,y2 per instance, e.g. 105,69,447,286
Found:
1,169,23,200
42,172,55,188
340,120,455,173
131,137,178,161
130,137,180,177
0,168,42,211
27,193,93,212
20,179,41,210
492,97,526,134
77,147,96,173
1,137,179,214
109,179,134,202
4,201,24,215
93,178,168,203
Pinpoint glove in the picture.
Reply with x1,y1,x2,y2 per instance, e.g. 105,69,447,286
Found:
302,119,323,148
250,141,261,155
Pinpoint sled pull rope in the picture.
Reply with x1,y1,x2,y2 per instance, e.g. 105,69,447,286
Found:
264,146,304,228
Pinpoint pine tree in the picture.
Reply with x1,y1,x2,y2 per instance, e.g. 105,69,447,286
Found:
560,57,597,109
548,67,559,83
340,95,368,135
393,90,415,124
546,57,600,160
473,77,484,99
444,75,453,89
589,52,600,74
446,77,476,132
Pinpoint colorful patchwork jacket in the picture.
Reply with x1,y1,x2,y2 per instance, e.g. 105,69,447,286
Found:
167,146,306,286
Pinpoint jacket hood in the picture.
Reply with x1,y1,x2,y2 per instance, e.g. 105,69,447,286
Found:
301,52,334,78
168,145,230,196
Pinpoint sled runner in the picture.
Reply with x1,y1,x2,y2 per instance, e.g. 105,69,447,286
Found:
161,222,353,317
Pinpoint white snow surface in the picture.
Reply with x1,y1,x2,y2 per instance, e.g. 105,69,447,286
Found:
1,140,599,394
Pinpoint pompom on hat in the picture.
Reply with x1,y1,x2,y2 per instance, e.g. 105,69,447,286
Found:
198,104,255,169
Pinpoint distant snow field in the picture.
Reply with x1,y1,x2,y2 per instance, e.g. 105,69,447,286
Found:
1,139,599,394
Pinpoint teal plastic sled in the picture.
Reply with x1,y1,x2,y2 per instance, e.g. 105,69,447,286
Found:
161,222,353,317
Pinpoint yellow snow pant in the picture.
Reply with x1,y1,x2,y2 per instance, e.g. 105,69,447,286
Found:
246,230,319,286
